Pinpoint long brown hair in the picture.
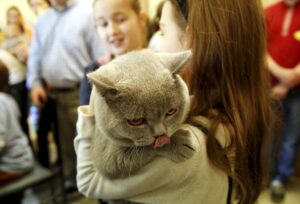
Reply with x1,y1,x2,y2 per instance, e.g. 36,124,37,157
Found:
170,0,273,203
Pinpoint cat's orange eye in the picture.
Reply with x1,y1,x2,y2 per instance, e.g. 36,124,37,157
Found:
166,108,177,116
127,118,145,126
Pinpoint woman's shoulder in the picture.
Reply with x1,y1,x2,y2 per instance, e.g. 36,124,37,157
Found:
187,115,231,148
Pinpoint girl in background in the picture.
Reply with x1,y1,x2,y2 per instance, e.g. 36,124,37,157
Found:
80,0,148,105
1,6,31,137
6,6,32,59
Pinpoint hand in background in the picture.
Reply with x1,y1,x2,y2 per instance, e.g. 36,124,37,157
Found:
272,68,300,89
271,83,289,100
31,86,47,107
14,43,28,63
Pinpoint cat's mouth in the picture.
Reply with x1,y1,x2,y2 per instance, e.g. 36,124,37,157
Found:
133,134,171,148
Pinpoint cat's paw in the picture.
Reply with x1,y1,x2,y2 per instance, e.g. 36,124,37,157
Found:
171,129,195,162
156,129,195,162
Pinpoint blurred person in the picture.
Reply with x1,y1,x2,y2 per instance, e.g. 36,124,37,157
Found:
6,6,32,61
1,24,27,61
0,21,29,138
2,7,30,138
0,60,34,203
6,6,26,32
265,0,300,202
26,0,103,192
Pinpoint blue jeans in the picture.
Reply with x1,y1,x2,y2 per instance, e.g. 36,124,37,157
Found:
275,88,300,184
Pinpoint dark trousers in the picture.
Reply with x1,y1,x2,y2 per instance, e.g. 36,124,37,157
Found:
37,94,59,168
274,89,300,183
36,87,78,185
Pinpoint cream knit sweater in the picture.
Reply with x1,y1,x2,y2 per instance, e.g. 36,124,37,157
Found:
74,106,229,204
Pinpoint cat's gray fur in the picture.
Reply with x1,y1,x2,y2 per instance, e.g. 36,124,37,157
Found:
87,50,195,181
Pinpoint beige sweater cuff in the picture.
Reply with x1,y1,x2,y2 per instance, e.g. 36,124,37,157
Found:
76,105,95,138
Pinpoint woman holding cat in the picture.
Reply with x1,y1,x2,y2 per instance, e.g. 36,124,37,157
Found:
75,0,273,204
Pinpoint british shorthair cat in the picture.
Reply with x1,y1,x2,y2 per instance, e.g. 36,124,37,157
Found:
87,50,195,180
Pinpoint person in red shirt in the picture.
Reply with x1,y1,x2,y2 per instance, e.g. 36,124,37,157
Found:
265,0,300,202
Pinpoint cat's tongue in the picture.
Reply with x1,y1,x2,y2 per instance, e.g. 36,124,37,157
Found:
153,134,171,149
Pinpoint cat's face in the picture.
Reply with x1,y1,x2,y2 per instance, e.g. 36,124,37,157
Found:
88,50,191,147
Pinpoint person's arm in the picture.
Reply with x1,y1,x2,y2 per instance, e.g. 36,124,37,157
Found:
26,25,48,107
267,54,300,88
26,26,42,89
15,42,29,63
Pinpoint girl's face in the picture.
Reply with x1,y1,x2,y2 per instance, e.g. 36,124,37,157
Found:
7,9,20,25
94,0,146,57
159,1,187,52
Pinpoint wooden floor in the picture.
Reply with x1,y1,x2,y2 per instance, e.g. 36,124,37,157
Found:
258,177,300,204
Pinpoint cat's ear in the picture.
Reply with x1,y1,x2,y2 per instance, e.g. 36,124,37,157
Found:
87,71,119,101
158,50,192,74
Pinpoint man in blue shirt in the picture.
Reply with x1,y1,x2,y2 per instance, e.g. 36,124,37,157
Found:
27,0,103,191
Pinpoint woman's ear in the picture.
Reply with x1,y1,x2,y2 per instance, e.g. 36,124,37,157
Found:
138,10,148,26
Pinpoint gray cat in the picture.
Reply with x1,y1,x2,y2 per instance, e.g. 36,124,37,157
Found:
87,50,195,181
